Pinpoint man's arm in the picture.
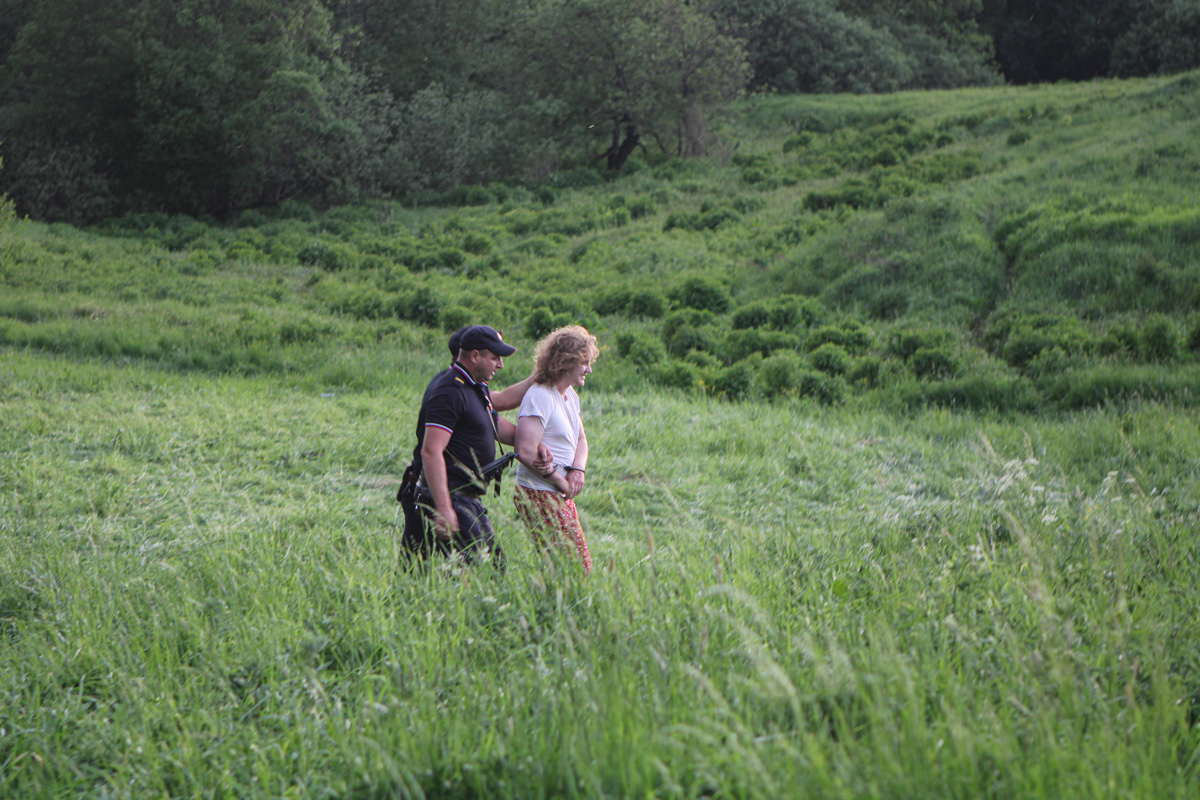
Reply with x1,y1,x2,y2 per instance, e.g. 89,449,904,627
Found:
490,374,536,411
420,426,457,540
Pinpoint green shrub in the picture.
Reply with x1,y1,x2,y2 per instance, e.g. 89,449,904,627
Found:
848,356,882,387
665,325,719,359
810,342,851,376
593,288,634,316
439,305,474,333
277,199,317,221
511,237,559,258
278,316,337,345
890,326,954,361
798,370,847,405
322,282,388,320
298,241,360,272
1187,317,1200,353
1024,346,1083,381
909,346,960,380
236,209,270,229
756,352,805,399
1041,365,1200,409
663,309,716,340
649,360,697,390
616,331,667,367
807,322,872,355
670,277,731,313
626,197,657,219
626,291,666,319
991,314,1092,371
549,167,605,189
898,375,1040,412
396,287,443,328
1098,322,1141,358
1007,130,1031,147
684,349,720,369
440,185,495,207
663,207,741,233
1140,315,1180,362
461,232,493,255
731,297,825,332
707,356,761,400
783,131,816,153
723,329,803,362
730,302,771,330
524,307,573,340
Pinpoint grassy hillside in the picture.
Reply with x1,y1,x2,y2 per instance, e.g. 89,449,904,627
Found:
3,70,1200,409
2,74,1199,798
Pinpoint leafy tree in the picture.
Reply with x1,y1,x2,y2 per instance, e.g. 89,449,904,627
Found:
1111,0,1200,77
711,0,997,93
0,0,394,220
512,0,749,170
325,0,496,101
979,0,1138,83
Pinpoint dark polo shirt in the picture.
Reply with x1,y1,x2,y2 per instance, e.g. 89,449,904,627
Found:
414,362,498,493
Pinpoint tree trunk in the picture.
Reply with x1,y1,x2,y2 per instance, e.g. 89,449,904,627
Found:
603,120,640,171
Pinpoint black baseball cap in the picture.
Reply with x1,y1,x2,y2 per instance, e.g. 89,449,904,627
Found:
448,326,469,356
458,325,516,357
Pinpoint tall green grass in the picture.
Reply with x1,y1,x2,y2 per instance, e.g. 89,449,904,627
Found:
3,71,1200,797
2,351,1197,798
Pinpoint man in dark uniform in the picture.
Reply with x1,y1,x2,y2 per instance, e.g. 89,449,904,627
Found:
400,325,549,567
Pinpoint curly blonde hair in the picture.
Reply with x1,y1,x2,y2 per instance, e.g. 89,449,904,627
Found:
531,325,599,386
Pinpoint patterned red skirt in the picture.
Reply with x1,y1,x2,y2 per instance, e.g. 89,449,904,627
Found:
513,484,592,573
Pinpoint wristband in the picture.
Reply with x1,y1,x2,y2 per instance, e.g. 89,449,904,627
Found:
564,466,585,474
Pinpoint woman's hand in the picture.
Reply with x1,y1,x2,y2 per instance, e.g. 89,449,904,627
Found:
566,468,585,498
549,467,572,497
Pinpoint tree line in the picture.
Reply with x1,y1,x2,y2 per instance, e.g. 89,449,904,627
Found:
1,0,1196,223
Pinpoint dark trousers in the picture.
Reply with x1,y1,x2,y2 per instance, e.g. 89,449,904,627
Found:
401,489,505,571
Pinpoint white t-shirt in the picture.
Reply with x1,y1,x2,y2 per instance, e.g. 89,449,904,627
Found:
515,383,581,492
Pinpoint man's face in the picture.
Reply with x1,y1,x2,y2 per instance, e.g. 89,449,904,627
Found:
465,349,504,382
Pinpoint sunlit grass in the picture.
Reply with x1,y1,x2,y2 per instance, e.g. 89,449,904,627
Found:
2,351,1197,798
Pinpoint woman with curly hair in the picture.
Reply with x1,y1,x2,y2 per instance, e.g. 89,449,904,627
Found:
512,325,599,572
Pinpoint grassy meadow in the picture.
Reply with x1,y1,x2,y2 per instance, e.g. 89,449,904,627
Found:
3,71,1200,797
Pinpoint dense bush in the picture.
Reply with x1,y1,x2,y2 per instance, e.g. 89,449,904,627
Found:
1110,1,1200,78
809,342,851,376
524,307,576,340
649,360,697,390
986,313,1092,371
755,352,806,398
1098,322,1142,358
797,369,847,405
890,326,955,361
909,346,960,380
1140,314,1180,361
626,291,667,319
848,355,882,387
806,322,872,355
1188,317,1200,353
707,356,761,400
1041,365,1200,409
616,330,668,367
723,329,804,362
731,296,827,332
898,375,1040,412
